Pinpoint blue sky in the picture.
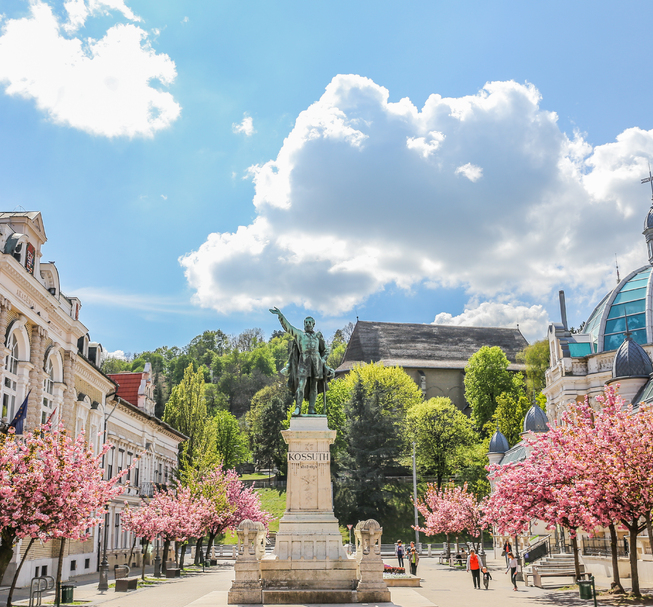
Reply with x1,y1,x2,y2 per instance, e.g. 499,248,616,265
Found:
1,0,653,355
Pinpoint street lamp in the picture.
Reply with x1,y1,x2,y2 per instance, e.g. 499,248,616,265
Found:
98,507,109,591
154,535,161,577
412,442,419,548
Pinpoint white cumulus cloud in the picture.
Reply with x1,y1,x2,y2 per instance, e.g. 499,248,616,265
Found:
232,114,255,136
455,162,483,182
433,301,549,343
103,348,127,361
180,75,653,319
0,0,180,138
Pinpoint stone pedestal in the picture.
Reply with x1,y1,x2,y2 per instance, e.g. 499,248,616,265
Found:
229,416,389,604
260,416,358,602
227,520,266,605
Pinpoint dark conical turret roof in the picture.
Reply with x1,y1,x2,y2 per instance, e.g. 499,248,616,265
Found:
488,427,509,454
523,404,549,433
612,334,653,379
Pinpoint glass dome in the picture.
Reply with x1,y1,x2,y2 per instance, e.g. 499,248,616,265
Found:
582,266,651,353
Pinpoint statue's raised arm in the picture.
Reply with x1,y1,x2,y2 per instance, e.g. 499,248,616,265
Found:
269,307,301,338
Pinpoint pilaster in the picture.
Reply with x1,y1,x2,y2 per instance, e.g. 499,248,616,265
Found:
0,297,13,371
26,325,47,432
62,350,77,431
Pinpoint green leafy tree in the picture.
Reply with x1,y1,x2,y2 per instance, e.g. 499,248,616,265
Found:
101,357,131,374
334,378,403,524
214,410,250,469
487,391,531,447
246,383,290,474
516,339,550,400
451,439,491,498
464,346,522,435
163,364,217,471
406,397,475,488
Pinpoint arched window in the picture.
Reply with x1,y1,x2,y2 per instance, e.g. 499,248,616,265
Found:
42,359,54,425
2,333,19,421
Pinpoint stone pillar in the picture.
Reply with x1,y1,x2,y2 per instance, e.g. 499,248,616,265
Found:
354,519,391,602
61,350,77,431
227,520,264,604
26,325,47,432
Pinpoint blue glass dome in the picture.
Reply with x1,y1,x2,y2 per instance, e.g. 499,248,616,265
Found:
581,266,651,353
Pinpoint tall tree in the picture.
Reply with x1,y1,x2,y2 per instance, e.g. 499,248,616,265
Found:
246,383,290,474
489,391,531,447
516,339,549,400
464,346,522,434
406,397,475,488
334,378,403,525
214,410,250,469
163,364,216,470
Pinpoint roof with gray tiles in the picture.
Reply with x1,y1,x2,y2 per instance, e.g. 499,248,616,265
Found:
337,321,528,372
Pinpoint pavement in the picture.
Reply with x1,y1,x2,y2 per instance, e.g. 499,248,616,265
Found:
0,555,611,607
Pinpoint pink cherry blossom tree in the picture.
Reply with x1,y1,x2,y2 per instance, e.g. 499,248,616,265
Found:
0,424,128,606
121,501,163,579
200,465,272,560
414,483,481,556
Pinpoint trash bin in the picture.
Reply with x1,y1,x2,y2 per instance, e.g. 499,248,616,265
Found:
578,579,593,600
60,582,75,604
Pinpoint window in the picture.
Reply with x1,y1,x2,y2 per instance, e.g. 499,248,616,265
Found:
41,566,47,576
133,464,139,488
2,334,18,421
70,560,76,572
107,448,114,480
118,449,124,477
126,452,132,481
604,268,651,351
41,359,54,425
84,559,90,569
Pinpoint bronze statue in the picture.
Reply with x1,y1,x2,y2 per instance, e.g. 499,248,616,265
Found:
269,307,335,416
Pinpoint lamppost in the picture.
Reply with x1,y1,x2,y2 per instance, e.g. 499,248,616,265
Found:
412,442,419,549
154,535,161,577
98,506,110,591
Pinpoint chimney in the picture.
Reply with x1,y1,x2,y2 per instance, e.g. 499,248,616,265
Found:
559,290,568,331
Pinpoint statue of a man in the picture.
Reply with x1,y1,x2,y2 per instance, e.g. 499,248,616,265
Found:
269,307,335,416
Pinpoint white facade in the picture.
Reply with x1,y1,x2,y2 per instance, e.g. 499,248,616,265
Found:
0,212,184,586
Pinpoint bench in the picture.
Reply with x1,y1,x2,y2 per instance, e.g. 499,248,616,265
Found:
165,568,181,578
532,569,578,588
115,577,138,592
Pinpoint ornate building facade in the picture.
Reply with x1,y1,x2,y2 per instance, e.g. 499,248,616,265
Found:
0,212,185,586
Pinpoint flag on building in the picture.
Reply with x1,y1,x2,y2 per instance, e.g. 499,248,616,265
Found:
9,392,29,434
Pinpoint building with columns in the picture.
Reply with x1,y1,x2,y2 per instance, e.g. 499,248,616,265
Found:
0,212,185,586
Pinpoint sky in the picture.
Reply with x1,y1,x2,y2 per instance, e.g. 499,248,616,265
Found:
1,0,653,355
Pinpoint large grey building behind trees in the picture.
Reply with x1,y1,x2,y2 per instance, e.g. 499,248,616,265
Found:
336,320,528,412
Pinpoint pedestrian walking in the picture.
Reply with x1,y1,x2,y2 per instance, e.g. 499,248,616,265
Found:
505,552,518,591
408,547,419,576
395,540,405,568
466,549,481,589
502,539,512,566
481,566,492,590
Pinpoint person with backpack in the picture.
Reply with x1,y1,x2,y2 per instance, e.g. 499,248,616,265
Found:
466,548,481,589
408,547,419,576
395,540,404,568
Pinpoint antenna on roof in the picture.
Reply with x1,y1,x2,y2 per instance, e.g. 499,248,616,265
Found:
615,254,621,284
12,205,26,212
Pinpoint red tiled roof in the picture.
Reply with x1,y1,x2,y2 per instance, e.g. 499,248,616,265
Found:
107,372,144,408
